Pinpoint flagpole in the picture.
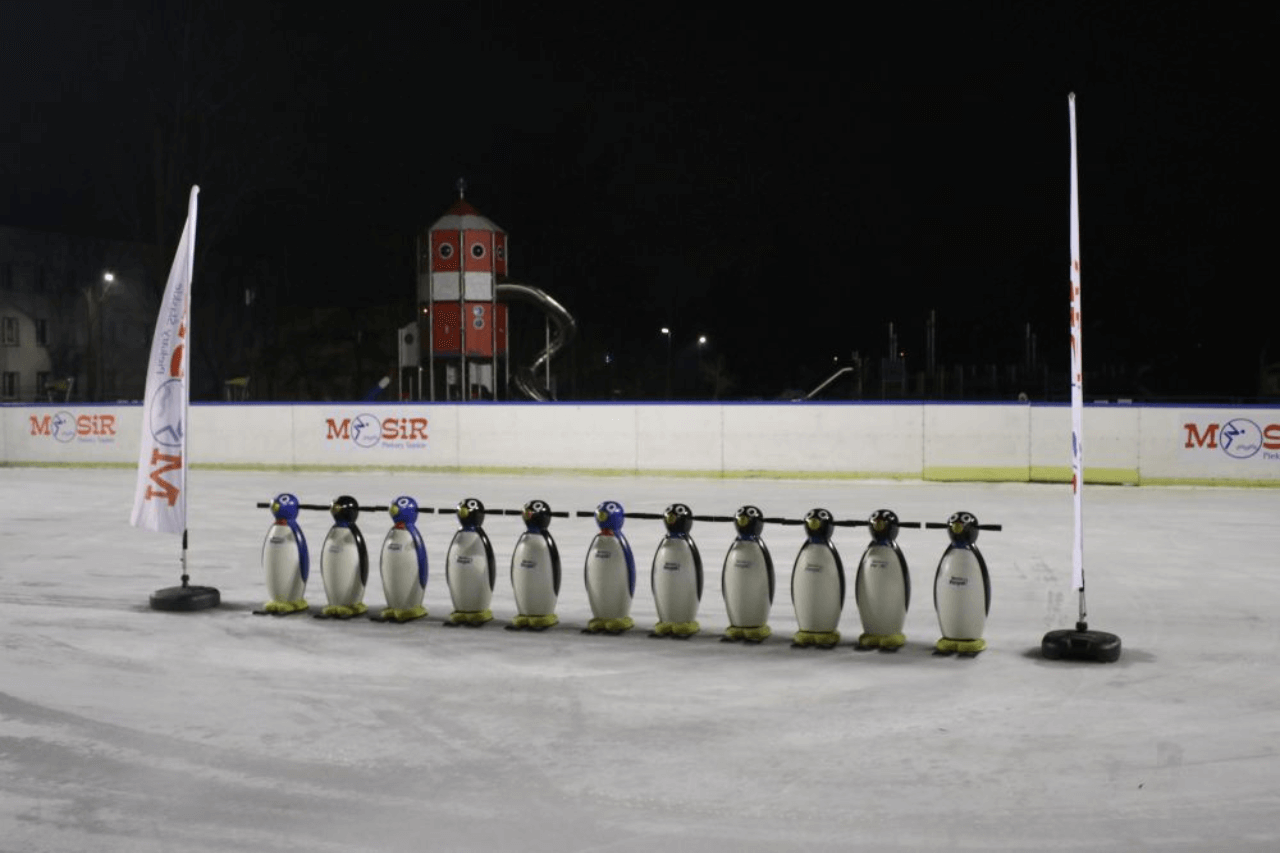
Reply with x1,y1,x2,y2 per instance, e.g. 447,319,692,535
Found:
1043,95,1120,661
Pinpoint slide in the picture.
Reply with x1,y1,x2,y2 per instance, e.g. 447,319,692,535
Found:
496,283,577,401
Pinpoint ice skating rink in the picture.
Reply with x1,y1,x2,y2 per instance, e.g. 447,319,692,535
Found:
2,466,1278,852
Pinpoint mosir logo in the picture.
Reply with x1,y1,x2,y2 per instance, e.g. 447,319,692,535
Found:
29,411,118,444
1184,419,1280,461
325,414,429,449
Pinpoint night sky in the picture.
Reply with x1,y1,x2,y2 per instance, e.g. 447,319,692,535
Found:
2,1,1273,399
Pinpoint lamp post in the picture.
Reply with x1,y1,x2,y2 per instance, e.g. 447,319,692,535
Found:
697,335,707,399
85,272,117,401
660,327,671,399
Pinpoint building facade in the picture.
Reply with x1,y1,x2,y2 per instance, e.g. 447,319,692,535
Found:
0,225,159,402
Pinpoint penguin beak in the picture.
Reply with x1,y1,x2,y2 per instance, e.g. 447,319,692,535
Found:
597,509,608,523
390,505,400,518
271,501,280,514
459,506,469,520
872,518,885,532
807,517,821,531
950,520,964,535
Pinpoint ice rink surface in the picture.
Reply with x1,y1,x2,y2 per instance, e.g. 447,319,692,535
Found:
2,466,1278,852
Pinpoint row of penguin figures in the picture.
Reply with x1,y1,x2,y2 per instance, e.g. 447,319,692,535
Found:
259,495,1001,654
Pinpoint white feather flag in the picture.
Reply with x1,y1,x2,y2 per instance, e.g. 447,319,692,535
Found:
131,186,198,534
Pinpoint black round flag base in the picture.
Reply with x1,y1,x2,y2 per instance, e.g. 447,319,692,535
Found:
150,582,220,612
1042,622,1121,662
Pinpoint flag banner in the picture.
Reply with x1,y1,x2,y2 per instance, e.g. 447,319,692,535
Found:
1068,95,1085,592
131,186,198,534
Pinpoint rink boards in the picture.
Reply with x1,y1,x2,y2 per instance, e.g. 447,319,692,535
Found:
3,401,1279,485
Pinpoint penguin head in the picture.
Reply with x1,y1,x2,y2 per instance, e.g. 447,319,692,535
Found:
389,495,419,527
457,497,486,529
868,508,900,543
522,499,552,532
734,505,765,538
947,511,979,546
270,493,300,522
663,503,694,536
330,495,360,525
595,500,625,533
804,507,834,541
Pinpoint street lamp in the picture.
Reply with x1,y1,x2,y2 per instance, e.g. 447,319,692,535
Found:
697,335,707,399
660,327,671,399
86,272,118,401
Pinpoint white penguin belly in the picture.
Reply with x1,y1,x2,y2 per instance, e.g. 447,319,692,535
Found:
722,540,771,628
652,538,699,624
935,549,986,640
380,528,424,611
511,534,557,616
856,544,908,635
585,534,632,620
446,531,493,612
263,525,304,602
792,543,843,633
321,528,363,606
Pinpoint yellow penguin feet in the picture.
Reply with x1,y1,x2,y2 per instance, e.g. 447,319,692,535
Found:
507,613,559,631
742,624,771,643
936,637,986,654
603,616,635,634
379,605,427,623
792,629,840,649
720,626,746,642
670,621,699,639
320,602,368,619
858,632,906,650
446,609,494,627
650,621,674,637
583,616,633,634
262,598,308,615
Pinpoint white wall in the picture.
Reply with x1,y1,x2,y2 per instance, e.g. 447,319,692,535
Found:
3,402,1279,485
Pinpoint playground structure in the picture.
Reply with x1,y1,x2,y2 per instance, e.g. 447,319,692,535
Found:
409,187,576,401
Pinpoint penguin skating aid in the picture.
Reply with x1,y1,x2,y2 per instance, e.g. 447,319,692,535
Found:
790,508,845,648
931,511,994,655
582,501,636,634
720,505,775,643
374,496,428,623
444,498,496,626
649,503,703,639
853,509,912,650
506,500,562,631
317,495,369,619
258,493,310,615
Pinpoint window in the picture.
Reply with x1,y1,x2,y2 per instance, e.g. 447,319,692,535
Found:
35,318,48,346
2,316,17,346
1,372,17,399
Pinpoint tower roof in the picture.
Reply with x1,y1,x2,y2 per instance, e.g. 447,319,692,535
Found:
430,198,504,234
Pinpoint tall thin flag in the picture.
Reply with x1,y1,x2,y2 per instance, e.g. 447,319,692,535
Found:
1068,93,1085,602
1042,93,1120,661
133,186,219,610
132,186,197,534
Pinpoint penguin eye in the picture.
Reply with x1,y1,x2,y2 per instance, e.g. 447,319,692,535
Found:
466,499,479,510
819,510,831,521
677,505,690,516
605,502,621,513
398,497,411,508
280,495,294,505
962,513,976,525
747,506,760,518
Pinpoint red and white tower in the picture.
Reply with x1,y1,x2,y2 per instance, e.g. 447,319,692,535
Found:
416,183,509,399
